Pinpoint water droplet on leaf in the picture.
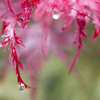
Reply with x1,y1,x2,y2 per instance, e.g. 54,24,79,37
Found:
52,8,63,20
18,83,26,92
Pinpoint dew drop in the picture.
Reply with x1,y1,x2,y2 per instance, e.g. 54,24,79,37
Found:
52,8,63,20
18,83,26,92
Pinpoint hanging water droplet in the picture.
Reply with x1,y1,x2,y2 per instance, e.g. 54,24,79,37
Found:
18,83,26,92
52,8,63,20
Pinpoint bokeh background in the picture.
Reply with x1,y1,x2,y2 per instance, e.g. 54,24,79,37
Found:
0,19,100,100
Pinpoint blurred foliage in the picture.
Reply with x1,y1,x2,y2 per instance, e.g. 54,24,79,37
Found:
37,53,100,100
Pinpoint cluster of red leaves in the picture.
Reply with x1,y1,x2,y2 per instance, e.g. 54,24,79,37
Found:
0,0,100,90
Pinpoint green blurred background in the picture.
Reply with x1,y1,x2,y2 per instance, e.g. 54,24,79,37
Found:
0,21,100,100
